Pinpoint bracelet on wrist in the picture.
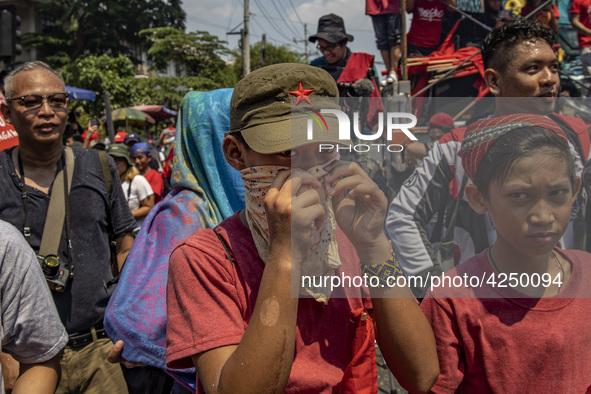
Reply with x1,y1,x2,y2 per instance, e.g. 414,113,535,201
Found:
360,249,404,286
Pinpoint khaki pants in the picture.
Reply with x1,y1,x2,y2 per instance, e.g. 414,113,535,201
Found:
56,337,128,394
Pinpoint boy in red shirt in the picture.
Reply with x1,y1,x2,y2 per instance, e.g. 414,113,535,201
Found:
132,142,164,203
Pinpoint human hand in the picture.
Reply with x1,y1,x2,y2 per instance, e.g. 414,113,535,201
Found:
264,168,326,265
324,160,389,261
106,340,146,368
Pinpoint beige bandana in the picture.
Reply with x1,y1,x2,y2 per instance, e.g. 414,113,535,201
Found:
241,161,341,304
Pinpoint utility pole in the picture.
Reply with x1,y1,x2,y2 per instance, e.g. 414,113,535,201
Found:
242,0,250,75
293,23,310,62
304,24,308,63
259,34,266,67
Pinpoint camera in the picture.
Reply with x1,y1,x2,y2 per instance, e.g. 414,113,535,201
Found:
37,254,72,292
89,119,99,127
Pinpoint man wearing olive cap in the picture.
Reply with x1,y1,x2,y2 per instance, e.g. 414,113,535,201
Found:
165,63,438,393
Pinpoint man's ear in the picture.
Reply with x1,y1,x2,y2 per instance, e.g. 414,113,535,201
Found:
1,103,12,124
223,135,246,170
465,184,488,214
484,68,501,97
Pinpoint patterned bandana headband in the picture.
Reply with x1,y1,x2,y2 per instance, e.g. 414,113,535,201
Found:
459,113,568,182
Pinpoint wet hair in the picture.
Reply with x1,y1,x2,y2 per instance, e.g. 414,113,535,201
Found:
474,126,576,199
3,61,64,99
481,20,556,72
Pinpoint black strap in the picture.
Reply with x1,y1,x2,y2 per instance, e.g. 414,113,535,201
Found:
17,148,74,271
127,177,133,199
97,151,119,278
214,229,234,265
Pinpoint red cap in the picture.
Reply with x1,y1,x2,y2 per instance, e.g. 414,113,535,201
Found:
114,131,128,143
428,112,454,128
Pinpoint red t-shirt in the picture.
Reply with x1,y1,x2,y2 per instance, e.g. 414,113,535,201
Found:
421,249,591,393
570,0,591,48
81,130,99,143
162,147,174,179
366,0,399,15
143,168,164,203
407,0,447,49
166,213,374,393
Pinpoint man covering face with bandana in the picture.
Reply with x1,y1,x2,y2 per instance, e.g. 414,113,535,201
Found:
165,63,438,393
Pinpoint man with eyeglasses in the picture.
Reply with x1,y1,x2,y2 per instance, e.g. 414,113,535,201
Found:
309,14,355,81
0,61,136,393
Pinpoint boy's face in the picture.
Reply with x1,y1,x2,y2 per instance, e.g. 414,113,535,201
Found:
133,153,150,171
480,154,578,257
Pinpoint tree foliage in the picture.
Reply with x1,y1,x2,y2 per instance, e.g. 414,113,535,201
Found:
232,41,306,80
60,55,225,117
140,27,235,87
23,0,186,68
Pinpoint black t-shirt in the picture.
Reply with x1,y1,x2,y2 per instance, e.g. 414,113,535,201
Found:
0,147,136,333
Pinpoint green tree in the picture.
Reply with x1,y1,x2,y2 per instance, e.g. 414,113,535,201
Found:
60,54,229,118
232,41,306,80
131,76,226,109
23,0,186,68
140,27,235,87
60,55,138,116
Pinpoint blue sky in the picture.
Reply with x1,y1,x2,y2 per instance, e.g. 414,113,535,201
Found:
181,0,386,69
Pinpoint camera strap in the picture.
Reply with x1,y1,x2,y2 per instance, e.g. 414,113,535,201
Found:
16,147,75,268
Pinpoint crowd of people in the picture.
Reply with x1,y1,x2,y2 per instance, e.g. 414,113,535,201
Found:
1,8,591,394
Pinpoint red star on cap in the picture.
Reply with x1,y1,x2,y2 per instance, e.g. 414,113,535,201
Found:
288,81,315,106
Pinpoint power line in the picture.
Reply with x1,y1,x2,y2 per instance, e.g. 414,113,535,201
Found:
226,0,240,32
269,0,301,38
288,0,304,25
250,13,297,47
185,15,228,30
251,0,293,42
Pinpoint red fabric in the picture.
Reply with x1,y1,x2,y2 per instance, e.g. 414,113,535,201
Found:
421,249,591,393
460,114,569,182
143,168,164,203
434,19,461,57
337,52,385,128
114,131,128,143
162,146,174,179
0,92,18,152
407,0,447,49
570,0,591,48
338,308,378,394
407,46,486,108
166,213,375,393
81,130,99,142
556,112,591,161
366,0,399,15
0,119,18,152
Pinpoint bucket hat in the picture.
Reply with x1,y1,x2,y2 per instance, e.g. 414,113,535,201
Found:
108,143,133,166
309,13,354,44
229,63,349,154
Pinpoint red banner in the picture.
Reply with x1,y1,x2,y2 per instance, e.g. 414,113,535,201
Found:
0,92,18,151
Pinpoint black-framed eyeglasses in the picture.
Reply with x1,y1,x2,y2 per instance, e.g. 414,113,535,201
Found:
6,93,69,110
316,43,339,52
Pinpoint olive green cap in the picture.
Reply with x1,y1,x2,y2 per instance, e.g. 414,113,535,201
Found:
230,63,347,154
107,143,132,165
